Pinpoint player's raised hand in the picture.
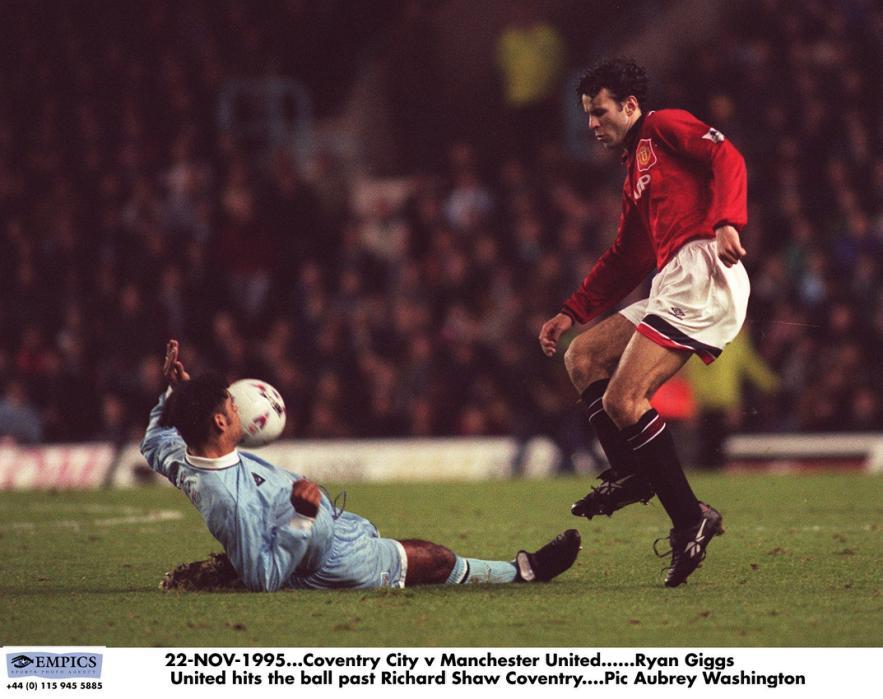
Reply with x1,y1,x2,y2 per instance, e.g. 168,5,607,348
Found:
538,313,574,357
715,225,746,267
162,339,191,386
291,479,321,518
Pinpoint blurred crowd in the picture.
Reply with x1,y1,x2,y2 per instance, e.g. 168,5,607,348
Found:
0,0,880,451
669,0,883,433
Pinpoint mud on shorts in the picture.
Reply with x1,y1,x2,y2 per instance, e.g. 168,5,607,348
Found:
619,238,750,363
290,511,408,590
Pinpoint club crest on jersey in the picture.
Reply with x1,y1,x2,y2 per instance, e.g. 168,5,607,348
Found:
636,138,657,172
702,127,725,143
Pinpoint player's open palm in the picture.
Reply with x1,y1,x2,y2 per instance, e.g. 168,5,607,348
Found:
162,339,191,385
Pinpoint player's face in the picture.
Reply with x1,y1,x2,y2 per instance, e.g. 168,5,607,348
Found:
582,88,635,149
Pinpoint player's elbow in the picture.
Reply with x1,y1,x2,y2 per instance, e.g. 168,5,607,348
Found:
732,148,747,175
139,432,167,467
139,435,156,462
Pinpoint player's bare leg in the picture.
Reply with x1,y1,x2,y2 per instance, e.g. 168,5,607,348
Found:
400,540,457,585
602,331,691,428
564,315,656,519
563,313,635,391
400,533,580,585
604,332,724,586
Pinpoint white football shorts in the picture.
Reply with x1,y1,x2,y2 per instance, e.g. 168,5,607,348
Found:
619,238,750,364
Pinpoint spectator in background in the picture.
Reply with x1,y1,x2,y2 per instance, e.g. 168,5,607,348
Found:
266,149,326,270
217,175,274,324
0,0,878,448
382,0,445,172
495,1,565,159
0,380,43,444
685,329,779,469
94,392,129,444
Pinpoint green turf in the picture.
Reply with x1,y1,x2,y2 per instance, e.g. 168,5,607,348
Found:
1,474,880,647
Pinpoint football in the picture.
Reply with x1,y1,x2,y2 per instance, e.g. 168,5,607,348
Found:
228,379,287,447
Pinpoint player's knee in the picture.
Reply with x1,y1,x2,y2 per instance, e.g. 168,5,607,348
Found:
602,389,640,428
432,546,456,579
419,545,455,584
402,540,455,585
562,341,581,378
563,339,596,387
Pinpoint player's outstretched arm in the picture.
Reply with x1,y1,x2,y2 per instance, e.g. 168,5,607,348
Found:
140,339,191,483
538,313,574,357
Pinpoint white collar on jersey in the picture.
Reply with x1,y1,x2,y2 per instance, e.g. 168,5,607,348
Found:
185,449,241,470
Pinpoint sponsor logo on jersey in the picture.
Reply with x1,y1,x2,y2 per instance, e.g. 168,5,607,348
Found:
252,472,265,486
634,174,651,201
702,127,725,143
636,138,657,171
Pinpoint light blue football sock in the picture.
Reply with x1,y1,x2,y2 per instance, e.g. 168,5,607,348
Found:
445,555,518,584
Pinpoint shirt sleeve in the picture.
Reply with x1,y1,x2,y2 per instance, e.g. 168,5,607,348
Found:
139,390,187,486
561,200,656,324
646,109,748,231
219,477,335,593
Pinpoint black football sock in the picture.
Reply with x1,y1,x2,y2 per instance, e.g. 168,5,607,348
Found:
580,380,643,478
622,409,702,528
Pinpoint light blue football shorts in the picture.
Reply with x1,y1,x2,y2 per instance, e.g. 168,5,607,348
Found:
290,511,407,590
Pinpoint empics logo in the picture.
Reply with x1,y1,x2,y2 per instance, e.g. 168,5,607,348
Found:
6,652,102,679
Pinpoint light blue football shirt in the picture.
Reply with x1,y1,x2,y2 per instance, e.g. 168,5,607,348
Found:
140,393,337,591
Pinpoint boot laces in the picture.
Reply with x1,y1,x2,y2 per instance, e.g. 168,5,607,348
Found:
580,470,621,501
653,530,674,558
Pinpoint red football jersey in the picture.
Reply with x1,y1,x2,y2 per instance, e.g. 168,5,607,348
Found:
561,109,747,324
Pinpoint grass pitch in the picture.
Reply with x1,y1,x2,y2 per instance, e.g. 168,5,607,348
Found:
1,474,880,647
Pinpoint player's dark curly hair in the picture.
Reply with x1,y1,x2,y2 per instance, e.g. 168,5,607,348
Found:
576,58,649,106
160,374,229,448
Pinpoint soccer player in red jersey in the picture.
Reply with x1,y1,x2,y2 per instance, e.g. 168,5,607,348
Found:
538,58,749,587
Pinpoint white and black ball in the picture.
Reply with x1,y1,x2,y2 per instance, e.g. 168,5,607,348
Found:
228,379,287,447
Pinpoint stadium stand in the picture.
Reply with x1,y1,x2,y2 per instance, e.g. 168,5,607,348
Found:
0,0,879,474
